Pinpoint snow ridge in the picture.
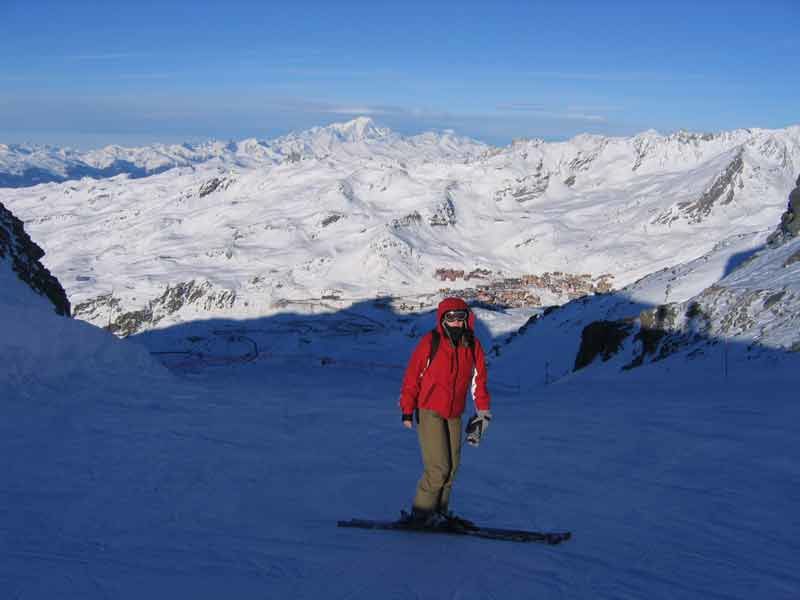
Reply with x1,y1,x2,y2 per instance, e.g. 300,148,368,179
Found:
0,203,165,394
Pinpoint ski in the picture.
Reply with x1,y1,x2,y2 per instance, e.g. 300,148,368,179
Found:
337,517,571,545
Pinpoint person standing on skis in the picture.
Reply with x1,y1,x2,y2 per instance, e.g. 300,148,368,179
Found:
398,297,492,524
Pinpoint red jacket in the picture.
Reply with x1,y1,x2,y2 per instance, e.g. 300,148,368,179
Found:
399,297,491,419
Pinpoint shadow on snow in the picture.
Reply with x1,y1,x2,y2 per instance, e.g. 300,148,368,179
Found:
128,287,798,392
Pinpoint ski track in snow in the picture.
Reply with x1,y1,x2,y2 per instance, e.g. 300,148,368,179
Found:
2,357,798,599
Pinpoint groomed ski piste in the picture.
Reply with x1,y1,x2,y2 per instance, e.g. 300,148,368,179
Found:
2,298,799,598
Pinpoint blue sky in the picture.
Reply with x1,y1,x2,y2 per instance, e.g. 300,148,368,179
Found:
1,0,798,148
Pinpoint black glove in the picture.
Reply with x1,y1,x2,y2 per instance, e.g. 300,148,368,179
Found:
465,410,492,447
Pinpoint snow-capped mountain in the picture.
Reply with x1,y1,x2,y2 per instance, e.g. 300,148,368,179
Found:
1,119,799,336
0,117,487,188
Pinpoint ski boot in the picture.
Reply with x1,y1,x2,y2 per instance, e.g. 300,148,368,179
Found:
437,509,478,531
399,507,449,529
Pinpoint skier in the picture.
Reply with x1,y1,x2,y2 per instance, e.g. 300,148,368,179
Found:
398,297,492,526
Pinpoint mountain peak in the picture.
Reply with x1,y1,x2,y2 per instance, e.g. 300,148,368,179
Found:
324,116,387,141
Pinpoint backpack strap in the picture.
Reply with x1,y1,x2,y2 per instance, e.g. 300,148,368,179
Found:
427,327,476,366
427,329,440,367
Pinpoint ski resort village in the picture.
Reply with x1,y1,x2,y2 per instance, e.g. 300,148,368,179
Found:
2,2,799,598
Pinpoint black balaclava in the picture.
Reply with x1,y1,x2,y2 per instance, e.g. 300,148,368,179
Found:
443,322,466,345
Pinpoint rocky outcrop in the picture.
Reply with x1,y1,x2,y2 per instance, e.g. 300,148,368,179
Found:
574,320,634,370
624,277,800,365
495,162,551,203
656,151,744,225
391,211,422,229
74,280,236,337
0,201,70,316
767,173,800,247
198,176,233,198
429,188,457,226
321,214,343,227
570,212,800,371
569,300,712,372
622,303,706,368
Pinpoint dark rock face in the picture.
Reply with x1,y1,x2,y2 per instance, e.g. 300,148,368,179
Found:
656,151,744,225
767,173,800,247
763,291,786,309
571,300,714,373
0,201,70,316
74,280,236,337
574,320,634,371
198,177,233,198
321,214,343,227
495,162,551,203
623,302,710,369
784,250,800,267
429,196,456,226
391,211,422,228
633,304,680,364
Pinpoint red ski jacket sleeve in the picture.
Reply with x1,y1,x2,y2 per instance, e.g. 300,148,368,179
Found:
398,333,433,415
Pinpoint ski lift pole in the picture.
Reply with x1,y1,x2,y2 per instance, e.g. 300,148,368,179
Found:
723,340,729,379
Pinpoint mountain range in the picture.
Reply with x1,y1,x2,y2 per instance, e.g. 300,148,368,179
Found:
1,118,799,345
0,118,486,187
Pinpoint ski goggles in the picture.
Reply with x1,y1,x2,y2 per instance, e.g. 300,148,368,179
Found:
443,309,469,323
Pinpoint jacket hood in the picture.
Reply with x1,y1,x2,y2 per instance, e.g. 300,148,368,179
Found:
436,297,475,332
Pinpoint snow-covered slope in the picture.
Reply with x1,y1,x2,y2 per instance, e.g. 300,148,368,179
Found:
492,178,800,388
2,119,799,336
490,230,765,383
627,226,800,363
2,313,798,599
613,175,800,365
0,202,165,395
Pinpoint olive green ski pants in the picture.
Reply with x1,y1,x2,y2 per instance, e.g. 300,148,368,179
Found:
412,409,463,512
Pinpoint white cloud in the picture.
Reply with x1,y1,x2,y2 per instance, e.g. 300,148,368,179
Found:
64,53,147,61
496,104,608,122
318,106,391,116
521,71,701,82
115,74,172,80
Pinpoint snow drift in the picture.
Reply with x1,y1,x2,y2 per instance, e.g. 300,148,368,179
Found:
0,202,166,396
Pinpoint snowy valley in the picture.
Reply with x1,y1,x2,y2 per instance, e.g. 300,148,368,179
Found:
2,118,799,599
2,118,799,340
